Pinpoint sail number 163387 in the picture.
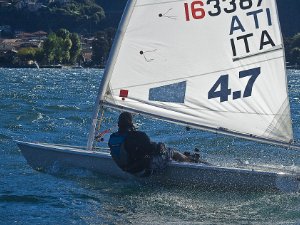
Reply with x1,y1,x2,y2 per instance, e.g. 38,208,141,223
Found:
184,0,263,21
208,67,261,102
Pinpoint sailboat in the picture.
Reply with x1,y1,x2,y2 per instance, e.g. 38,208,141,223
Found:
17,0,300,192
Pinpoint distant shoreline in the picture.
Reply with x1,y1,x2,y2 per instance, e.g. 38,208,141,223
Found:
0,65,105,69
0,65,298,70
287,65,300,70
0,66,104,69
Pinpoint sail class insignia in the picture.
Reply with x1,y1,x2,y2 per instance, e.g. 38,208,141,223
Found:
149,81,187,103
119,89,129,101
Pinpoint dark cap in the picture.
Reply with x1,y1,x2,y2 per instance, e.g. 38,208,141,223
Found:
118,112,133,128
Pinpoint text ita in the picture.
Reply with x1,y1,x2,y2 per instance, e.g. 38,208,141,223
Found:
230,9,275,57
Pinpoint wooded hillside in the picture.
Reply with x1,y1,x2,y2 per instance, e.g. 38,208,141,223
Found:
0,0,299,37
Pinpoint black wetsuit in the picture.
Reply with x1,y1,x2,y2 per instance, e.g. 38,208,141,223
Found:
109,129,158,174
123,131,155,173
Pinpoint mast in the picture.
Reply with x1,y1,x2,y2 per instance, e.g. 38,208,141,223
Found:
87,0,137,150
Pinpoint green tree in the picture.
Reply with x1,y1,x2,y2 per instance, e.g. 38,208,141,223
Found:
43,32,58,64
52,36,72,64
35,48,44,63
0,1,106,33
14,47,43,66
92,13,100,25
62,37,72,63
92,31,109,66
17,48,37,61
69,33,82,64
54,36,64,63
104,27,116,49
56,28,70,40
290,48,300,64
285,33,300,65
291,33,300,49
42,29,81,65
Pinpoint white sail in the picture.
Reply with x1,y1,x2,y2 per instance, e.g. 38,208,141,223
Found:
95,0,293,145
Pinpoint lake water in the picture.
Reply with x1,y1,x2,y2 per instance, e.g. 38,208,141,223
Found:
0,68,299,225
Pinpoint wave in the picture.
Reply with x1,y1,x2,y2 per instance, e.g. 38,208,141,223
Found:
45,105,80,111
66,116,86,123
0,195,49,204
0,133,12,140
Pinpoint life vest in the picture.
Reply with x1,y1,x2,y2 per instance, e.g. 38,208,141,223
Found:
108,132,129,169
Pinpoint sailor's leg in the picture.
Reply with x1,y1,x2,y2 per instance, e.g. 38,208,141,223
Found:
172,150,192,162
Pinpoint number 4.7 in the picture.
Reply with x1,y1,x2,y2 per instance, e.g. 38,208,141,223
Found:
208,67,261,102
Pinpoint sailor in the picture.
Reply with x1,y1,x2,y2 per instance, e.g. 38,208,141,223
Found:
108,112,192,176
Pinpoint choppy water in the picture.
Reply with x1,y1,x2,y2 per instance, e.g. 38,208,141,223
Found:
0,68,299,225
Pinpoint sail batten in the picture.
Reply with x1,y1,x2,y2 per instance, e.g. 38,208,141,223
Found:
106,95,290,117
90,0,294,148
108,54,285,91
233,45,283,61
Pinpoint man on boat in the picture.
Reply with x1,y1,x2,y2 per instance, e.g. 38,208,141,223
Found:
108,112,193,176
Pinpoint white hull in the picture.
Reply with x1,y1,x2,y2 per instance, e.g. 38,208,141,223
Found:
17,141,300,192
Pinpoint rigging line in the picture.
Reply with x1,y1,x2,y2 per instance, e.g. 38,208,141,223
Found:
111,55,284,90
96,107,105,132
162,8,172,16
92,106,105,150
111,98,286,116
160,8,177,19
140,49,157,62
136,0,186,7
233,45,283,62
